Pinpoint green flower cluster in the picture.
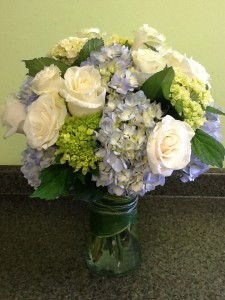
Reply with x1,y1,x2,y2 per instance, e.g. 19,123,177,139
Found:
55,113,101,175
169,72,214,130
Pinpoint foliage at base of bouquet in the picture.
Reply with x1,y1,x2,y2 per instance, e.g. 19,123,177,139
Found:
31,163,107,201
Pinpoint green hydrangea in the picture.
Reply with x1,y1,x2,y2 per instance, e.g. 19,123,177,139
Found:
169,72,214,130
55,113,101,175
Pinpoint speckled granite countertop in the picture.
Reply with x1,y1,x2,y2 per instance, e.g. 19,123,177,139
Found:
1,167,225,300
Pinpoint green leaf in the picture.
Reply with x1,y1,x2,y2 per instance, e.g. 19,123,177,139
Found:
141,66,175,101
175,99,183,115
75,170,88,185
90,194,138,237
90,210,137,237
73,38,104,66
23,57,69,77
205,106,225,116
140,66,182,120
74,175,107,202
191,129,225,168
143,43,158,52
124,40,132,49
90,166,100,177
31,164,75,200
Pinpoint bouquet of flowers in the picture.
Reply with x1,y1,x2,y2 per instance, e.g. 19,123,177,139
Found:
1,24,224,200
1,24,225,276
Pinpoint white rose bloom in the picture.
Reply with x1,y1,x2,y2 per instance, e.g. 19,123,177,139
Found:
23,93,67,150
60,66,106,117
132,49,166,74
31,64,64,95
181,56,210,85
163,48,184,68
147,115,195,176
164,49,210,85
75,28,102,38
1,94,26,137
132,24,166,51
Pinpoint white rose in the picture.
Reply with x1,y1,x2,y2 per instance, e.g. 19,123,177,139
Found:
132,49,166,74
163,48,184,68
181,56,210,85
147,115,195,176
132,24,166,51
75,28,101,38
23,93,67,150
164,49,210,85
31,64,64,95
60,66,106,117
1,94,26,137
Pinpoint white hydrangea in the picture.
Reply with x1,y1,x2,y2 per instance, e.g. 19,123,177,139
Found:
49,36,87,64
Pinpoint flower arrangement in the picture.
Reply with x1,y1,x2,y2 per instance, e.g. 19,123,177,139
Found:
1,24,225,201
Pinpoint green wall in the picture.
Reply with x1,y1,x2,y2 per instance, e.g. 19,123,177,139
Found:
1,0,225,165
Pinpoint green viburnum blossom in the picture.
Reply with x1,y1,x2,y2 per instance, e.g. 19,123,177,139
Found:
169,72,214,130
55,113,101,175
106,34,133,47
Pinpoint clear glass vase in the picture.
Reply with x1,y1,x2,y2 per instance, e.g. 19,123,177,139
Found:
85,194,141,277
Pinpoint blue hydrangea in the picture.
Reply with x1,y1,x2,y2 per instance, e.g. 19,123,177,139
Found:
93,90,163,196
81,44,134,89
83,44,132,69
178,110,222,182
177,154,209,183
17,76,38,109
143,173,166,194
108,69,138,94
21,146,56,188
201,110,222,142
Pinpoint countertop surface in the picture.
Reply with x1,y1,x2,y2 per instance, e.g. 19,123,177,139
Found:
1,193,225,300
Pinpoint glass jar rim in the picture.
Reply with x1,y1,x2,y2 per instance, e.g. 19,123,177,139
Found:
90,193,138,215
